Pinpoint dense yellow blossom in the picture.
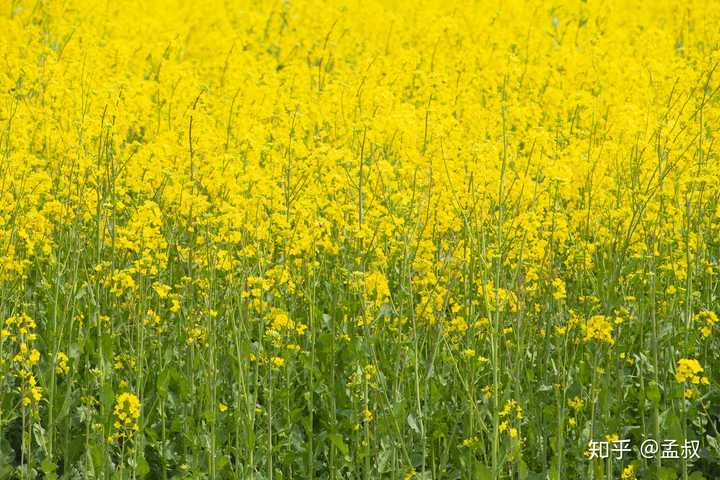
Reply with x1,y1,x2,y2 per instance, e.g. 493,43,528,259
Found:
1,0,719,477
582,315,614,345
55,352,70,375
675,358,709,385
110,392,141,442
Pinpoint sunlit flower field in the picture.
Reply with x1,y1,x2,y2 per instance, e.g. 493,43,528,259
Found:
1,0,720,478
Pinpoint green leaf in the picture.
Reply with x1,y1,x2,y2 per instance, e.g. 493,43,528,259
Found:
473,462,492,480
707,434,720,455
663,412,683,442
407,413,420,434
647,382,661,404
328,433,349,456
157,366,173,394
654,466,677,480
377,446,392,473
518,459,529,480
100,383,115,411
41,459,57,478
89,443,105,475
136,455,150,478
101,332,113,363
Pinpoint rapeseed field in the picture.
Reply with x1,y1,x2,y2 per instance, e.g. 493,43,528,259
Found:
1,0,719,478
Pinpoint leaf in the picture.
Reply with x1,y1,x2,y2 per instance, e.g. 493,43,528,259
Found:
707,434,720,454
328,433,348,456
662,412,683,442
89,443,104,475
518,459,529,480
647,382,661,404
100,383,115,412
473,462,493,480
41,458,57,479
658,466,678,480
32,423,48,453
41,459,56,472
136,455,150,478
377,446,393,473
156,366,173,394
101,332,113,363
74,287,87,301
407,413,420,434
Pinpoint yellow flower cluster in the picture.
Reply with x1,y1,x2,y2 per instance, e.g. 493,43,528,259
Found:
3,314,43,407
675,358,709,385
55,352,70,375
110,392,141,442
362,271,391,308
1,0,719,476
582,315,614,345
499,399,523,439
695,310,718,338
185,324,208,347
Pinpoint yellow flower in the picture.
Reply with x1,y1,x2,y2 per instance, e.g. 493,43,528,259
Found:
622,464,636,480
218,402,228,412
481,385,492,400
362,408,373,422
362,271,391,307
695,310,718,338
186,325,208,347
31,386,42,401
567,396,584,411
460,348,476,359
112,392,141,440
29,349,41,366
462,436,479,448
152,282,171,299
582,315,614,345
55,351,70,375
675,358,704,384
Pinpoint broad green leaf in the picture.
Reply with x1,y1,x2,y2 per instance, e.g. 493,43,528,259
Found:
328,433,349,456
